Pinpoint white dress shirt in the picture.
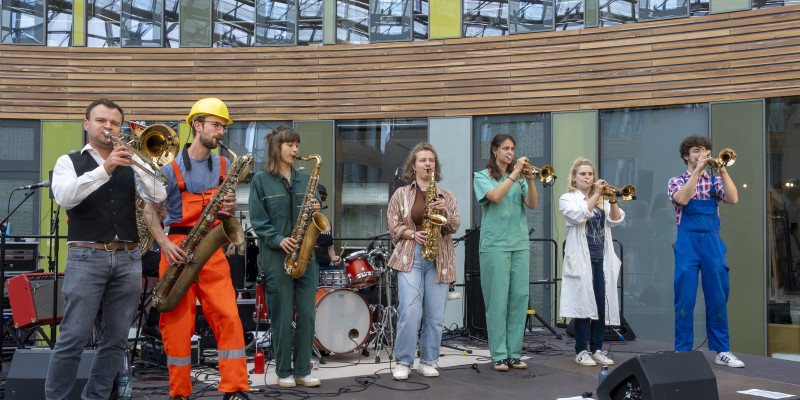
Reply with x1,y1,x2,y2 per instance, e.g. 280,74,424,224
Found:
51,143,167,211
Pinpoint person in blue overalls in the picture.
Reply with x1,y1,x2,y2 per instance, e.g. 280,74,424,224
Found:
668,135,743,368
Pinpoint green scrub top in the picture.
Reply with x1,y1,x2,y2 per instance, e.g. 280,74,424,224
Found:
473,169,530,252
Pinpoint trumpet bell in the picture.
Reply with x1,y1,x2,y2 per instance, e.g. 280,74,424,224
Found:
716,148,736,167
619,185,637,201
539,165,556,186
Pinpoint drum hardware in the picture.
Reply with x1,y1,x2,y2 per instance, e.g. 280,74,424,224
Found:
362,246,399,363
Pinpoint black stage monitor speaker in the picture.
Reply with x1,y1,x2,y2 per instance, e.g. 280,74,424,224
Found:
6,349,97,400
597,351,718,400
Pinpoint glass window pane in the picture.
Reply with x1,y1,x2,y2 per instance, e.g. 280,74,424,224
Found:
47,0,73,46
690,0,708,16
510,0,555,33
256,0,296,45
555,0,582,30
2,0,45,44
87,0,121,47
370,0,411,42
180,0,211,47
122,0,164,47
752,0,780,9
214,0,255,47
337,0,368,44
471,113,555,324
412,0,427,40
298,0,322,45
165,0,178,47
598,104,709,344
639,0,688,22
766,96,800,359
334,119,427,246
600,0,636,26
464,0,508,37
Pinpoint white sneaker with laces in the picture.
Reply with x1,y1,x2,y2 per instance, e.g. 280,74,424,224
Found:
278,376,296,388
393,364,411,380
294,374,321,387
575,350,597,366
715,351,745,368
592,350,615,366
417,363,439,377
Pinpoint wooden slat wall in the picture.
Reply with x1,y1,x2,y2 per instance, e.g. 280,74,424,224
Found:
2,6,800,122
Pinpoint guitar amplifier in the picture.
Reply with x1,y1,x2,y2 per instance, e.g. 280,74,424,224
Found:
7,273,65,329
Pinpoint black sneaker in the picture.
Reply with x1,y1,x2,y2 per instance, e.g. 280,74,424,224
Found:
223,391,251,400
507,358,527,369
493,360,509,371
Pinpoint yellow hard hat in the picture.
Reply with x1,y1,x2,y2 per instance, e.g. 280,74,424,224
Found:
186,98,233,125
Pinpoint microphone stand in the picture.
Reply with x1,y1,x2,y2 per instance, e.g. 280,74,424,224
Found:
1,189,38,371
49,201,61,348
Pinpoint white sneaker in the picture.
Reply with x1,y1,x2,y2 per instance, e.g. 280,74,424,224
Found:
715,351,745,368
575,350,597,366
294,374,321,387
592,350,615,366
417,363,439,377
278,376,296,388
392,364,411,380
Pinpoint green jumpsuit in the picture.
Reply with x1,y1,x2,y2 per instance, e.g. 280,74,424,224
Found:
249,168,321,378
473,169,531,363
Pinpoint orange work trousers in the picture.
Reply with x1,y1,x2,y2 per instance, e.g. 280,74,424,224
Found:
158,234,248,397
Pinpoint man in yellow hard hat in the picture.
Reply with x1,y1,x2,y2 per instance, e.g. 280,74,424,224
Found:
144,98,251,399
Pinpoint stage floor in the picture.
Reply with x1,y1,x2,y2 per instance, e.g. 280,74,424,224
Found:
129,328,800,399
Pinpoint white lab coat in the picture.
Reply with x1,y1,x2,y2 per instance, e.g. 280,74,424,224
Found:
558,190,625,325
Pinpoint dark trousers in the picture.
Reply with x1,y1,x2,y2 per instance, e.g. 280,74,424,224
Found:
574,259,605,354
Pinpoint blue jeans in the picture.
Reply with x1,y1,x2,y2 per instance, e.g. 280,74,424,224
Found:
574,259,605,354
45,246,142,400
394,245,449,367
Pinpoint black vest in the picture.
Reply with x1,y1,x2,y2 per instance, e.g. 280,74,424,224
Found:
65,151,138,242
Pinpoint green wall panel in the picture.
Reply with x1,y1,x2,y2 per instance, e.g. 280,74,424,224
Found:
710,0,750,14
180,0,211,47
711,100,765,355
430,0,460,39
73,0,84,46
39,121,84,272
293,121,334,223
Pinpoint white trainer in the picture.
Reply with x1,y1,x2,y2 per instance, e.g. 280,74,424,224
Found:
294,374,321,387
417,363,439,377
592,350,615,366
392,364,411,380
715,351,745,368
575,350,597,366
278,376,296,388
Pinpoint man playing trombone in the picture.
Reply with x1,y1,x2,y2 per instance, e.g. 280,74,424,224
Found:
668,134,743,368
46,98,167,399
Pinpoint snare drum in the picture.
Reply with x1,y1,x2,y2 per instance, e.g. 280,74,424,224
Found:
344,250,380,289
319,269,350,288
314,288,372,354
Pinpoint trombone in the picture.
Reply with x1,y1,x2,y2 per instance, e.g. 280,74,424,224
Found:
104,129,169,186
517,161,557,187
710,148,737,169
602,184,637,201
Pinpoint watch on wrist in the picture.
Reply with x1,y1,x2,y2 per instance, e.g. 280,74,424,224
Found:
411,232,416,240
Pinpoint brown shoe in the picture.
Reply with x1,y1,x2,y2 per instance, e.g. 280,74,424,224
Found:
507,358,527,369
493,360,509,371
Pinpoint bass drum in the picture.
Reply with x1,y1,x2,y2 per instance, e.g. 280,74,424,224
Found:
314,288,372,354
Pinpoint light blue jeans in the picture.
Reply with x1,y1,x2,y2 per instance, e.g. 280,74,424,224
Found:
45,246,142,400
394,245,449,367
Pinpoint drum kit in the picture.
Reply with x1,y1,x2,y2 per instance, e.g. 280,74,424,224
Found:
253,238,398,361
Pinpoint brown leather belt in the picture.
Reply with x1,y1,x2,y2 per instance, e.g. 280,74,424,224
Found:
69,241,138,251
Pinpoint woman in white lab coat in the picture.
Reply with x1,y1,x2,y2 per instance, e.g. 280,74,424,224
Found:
559,158,625,367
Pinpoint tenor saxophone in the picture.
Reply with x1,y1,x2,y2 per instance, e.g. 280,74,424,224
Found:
421,169,447,261
151,144,254,313
284,155,331,278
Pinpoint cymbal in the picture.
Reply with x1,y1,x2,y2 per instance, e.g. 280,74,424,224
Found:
369,230,391,239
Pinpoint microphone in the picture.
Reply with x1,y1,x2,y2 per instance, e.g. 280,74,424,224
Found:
19,180,50,190
611,327,625,341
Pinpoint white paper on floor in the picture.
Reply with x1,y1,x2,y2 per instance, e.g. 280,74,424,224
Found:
737,389,795,399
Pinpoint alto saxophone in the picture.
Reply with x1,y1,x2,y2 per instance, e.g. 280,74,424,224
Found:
284,155,331,278
421,168,447,261
151,144,254,313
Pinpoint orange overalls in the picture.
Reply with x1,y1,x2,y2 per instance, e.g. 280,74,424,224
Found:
159,157,248,397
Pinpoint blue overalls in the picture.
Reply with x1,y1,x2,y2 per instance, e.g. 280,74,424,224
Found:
673,177,730,352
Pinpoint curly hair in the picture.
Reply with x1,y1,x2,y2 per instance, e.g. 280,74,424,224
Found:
679,135,712,165
401,142,442,183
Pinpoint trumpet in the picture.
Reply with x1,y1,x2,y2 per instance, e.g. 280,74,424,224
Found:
104,129,168,186
516,160,557,186
710,148,737,169
602,184,637,201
